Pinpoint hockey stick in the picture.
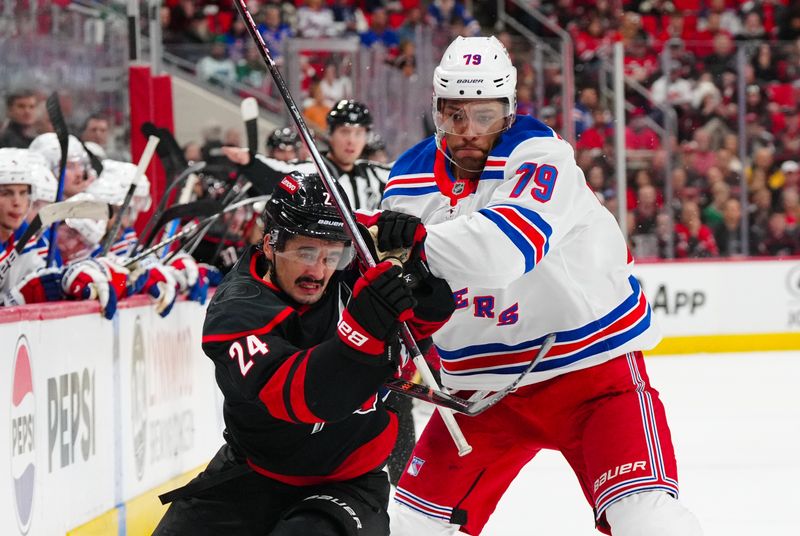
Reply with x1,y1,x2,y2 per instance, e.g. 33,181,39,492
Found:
125,195,269,267
138,198,223,251
133,161,207,256
242,97,259,157
0,200,112,288
98,135,160,256
233,0,472,455
141,121,188,180
186,98,260,263
45,92,70,268
382,334,557,416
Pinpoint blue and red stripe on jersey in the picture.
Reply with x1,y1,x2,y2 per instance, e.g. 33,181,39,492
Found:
477,203,552,273
394,487,454,522
438,276,651,376
383,173,439,199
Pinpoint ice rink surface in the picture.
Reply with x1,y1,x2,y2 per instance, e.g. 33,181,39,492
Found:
394,351,800,535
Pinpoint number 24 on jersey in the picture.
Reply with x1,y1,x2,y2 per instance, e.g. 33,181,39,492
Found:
229,335,269,377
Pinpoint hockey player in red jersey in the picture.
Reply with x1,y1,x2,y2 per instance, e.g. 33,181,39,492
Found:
154,171,453,536
374,36,703,535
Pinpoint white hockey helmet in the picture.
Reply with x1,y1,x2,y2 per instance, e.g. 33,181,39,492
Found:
432,36,517,135
0,148,37,187
94,159,152,211
82,140,107,160
30,164,58,203
28,133,97,181
63,192,108,247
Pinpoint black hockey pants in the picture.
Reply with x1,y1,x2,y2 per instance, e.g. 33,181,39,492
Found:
152,443,390,536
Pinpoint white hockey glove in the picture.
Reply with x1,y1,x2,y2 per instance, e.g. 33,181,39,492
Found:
2,267,64,306
140,260,178,317
62,259,118,320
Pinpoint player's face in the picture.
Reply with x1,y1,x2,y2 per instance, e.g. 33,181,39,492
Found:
63,160,93,198
270,146,297,162
7,96,37,127
266,234,347,305
56,223,91,263
328,125,368,169
0,184,30,237
439,99,508,172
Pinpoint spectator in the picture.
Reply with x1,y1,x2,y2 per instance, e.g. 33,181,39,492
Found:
515,83,535,117
752,43,780,84
0,89,38,149
427,0,480,37
770,160,800,206
707,0,743,36
675,200,719,258
574,87,597,138
703,33,737,85
651,62,693,107
360,7,400,51
735,11,768,42
685,129,718,178
223,17,250,62
386,39,414,77
712,198,749,256
302,81,332,133
80,114,110,152
296,0,339,39
702,181,731,228
396,6,427,44
260,4,293,64
632,183,660,235
625,108,659,151
781,187,800,228
539,106,558,130
319,61,353,107
757,212,798,256
577,108,613,151
237,45,268,89
197,41,237,88
331,0,368,35
574,15,609,62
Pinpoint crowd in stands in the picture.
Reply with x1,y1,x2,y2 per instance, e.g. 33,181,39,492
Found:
501,0,800,259
162,1,480,132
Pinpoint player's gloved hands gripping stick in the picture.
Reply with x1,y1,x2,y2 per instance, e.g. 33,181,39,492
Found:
339,262,416,362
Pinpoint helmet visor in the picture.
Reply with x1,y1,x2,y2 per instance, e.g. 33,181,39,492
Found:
273,243,355,270
433,99,513,137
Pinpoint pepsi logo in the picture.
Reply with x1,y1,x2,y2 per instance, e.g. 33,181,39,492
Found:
280,176,299,194
11,335,35,534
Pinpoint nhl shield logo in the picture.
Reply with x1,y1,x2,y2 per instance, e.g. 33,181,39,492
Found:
407,456,425,476
452,181,465,195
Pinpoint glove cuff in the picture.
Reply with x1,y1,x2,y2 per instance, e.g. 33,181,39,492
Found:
338,309,386,355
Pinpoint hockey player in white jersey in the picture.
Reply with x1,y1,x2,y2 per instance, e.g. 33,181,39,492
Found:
376,36,703,536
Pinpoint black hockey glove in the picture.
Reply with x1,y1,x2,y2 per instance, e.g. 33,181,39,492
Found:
376,211,426,252
339,262,416,359
404,256,456,323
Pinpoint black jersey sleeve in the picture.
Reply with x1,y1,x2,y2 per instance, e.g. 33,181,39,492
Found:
202,276,396,425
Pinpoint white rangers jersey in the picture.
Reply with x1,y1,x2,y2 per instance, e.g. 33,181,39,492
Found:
382,115,661,390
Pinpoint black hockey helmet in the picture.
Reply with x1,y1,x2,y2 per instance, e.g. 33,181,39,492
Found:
326,100,373,133
263,171,352,247
266,127,301,151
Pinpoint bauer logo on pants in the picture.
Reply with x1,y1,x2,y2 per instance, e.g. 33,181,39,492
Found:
408,456,425,476
10,335,36,534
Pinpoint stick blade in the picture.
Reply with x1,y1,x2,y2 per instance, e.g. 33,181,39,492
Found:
38,199,112,227
240,97,259,121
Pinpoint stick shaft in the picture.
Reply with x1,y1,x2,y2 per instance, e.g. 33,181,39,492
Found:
233,0,471,455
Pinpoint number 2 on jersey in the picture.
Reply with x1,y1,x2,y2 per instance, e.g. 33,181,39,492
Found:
229,335,269,376
510,163,558,202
